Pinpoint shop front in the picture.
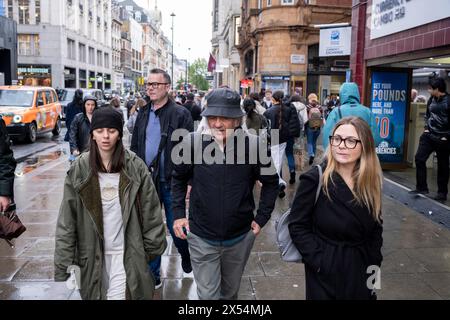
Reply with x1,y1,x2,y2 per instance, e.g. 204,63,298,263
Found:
18,65,52,87
262,75,290,94
64,67,76,88
350,0,450,168
88,71,96,89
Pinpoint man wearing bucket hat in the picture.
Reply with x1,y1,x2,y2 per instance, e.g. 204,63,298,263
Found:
171,87,279,300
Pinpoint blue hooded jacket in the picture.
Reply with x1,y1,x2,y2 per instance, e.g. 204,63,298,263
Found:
322,82,380,150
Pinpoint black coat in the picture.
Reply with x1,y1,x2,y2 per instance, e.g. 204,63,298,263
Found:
64,101,83,142
183,100,202,122
425,94,450,137
130,98,193,183
171,132,279,241
69,113,91,154
0,117,16,198
288,166,383,300
263,103,300,144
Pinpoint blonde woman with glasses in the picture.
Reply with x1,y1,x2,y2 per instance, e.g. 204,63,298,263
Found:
288,116,383,300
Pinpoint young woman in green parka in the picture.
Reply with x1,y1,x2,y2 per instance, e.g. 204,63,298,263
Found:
54,107,167,300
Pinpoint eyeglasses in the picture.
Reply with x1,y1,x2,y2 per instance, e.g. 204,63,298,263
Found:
146,82,169,89
329,135,361,149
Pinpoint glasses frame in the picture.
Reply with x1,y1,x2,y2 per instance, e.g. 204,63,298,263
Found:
329,135,361,150
146,82,170,89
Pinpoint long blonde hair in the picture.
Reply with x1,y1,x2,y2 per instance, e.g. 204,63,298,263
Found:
323,117,383,222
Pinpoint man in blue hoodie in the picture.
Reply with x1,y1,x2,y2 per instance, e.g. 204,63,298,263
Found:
323,82,380,150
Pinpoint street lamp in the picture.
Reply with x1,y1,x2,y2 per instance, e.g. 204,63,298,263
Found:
187,47,191,90
170,13,176,90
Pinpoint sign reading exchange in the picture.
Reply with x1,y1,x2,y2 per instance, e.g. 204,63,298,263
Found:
319,27,351,57
370,0,450,40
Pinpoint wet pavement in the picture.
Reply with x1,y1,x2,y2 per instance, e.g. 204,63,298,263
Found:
1,127,450,300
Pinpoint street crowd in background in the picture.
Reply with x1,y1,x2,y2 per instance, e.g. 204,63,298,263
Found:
1,68,448,301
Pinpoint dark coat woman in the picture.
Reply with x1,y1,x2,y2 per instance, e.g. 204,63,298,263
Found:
64,89,83,142
289,117,383,300
69,95,98,155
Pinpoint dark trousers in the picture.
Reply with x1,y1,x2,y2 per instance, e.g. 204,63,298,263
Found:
415,132,450,195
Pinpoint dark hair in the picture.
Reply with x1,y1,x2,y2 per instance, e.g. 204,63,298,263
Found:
243,98,256,115
89,136,125,176
150,68,171,84
272,91,284,129
187,93,195,101
181,95,187,104
290,94,302,103
73,89,84,105
429,77,447,93
249,92,260,102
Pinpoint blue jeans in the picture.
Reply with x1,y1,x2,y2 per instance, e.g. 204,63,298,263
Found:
306,127,321,157
285,138,295,173
149,181,190,281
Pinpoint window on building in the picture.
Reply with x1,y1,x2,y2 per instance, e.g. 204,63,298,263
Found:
213,0,219,32
234,16,241,46
258,0,262,9
35,0,41,24
89,47,95,64
267,0,272,7
97,50,103,67
18,34,40,56
281,0,294,4
7,0,13,19
18,0,30,24
104,53,109,68
79,43,86,62
67,38,76,60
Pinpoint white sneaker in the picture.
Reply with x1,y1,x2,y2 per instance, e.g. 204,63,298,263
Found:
183,271,194,278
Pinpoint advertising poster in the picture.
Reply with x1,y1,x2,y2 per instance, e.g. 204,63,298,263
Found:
370,71,408,164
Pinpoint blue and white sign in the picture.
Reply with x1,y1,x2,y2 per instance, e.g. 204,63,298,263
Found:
319,26,351,57
371,71,409,163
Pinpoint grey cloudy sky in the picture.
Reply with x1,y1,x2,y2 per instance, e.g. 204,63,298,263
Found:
134,0,213,63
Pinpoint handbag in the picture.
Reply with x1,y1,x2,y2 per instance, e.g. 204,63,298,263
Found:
275,165,323,263
0,203,26,246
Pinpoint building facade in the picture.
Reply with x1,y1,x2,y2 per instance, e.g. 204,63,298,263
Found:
112,0,123,91
0,15,18,85
211,0,241,91
5,0,113,89
238,0,351,97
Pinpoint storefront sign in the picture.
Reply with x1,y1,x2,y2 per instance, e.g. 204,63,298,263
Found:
371,0,450,40
371,71,408,163
319,27,351,57
18,66,51,74
262,76,290,81
291,54,305,64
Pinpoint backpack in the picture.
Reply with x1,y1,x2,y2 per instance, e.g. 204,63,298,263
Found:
275,165,323,263
308,107,323,129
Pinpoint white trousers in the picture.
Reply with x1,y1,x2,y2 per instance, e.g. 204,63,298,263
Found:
271,142,287,187
103,251,126,300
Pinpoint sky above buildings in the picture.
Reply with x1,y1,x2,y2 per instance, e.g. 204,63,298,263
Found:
134,0,213,63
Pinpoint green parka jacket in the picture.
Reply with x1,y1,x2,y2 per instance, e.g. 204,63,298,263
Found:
54,150,167,300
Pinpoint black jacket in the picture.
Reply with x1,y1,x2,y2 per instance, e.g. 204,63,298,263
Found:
425,94,450,137
0,117,16,198
130,98,193,183
264,103,301,144
288,166,383,300
69,113,91,154
171,131,279,241
183,100,202,122
64,101,83,142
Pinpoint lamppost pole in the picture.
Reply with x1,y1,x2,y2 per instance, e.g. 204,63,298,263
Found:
187,47,191,91
170,13,175,91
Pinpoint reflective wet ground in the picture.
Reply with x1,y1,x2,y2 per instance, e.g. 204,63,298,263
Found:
1,125,450,300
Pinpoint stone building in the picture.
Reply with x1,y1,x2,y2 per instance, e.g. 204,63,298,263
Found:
238,0,351,98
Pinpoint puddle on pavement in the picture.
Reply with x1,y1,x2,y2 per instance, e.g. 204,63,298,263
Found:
15,150,66,177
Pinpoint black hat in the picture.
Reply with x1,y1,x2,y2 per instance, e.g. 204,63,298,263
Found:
201,88,245,119
90,107,124,137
